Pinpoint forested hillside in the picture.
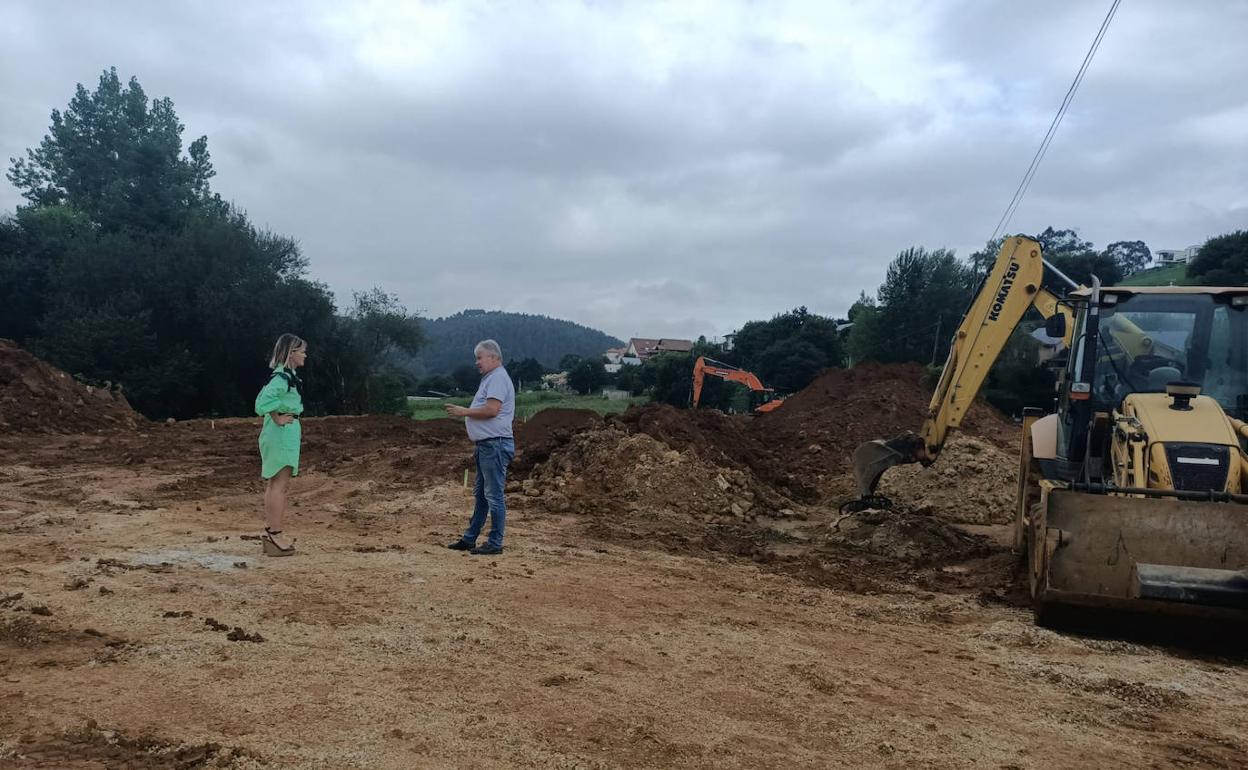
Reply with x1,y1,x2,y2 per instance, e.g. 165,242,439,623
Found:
415,310,623,374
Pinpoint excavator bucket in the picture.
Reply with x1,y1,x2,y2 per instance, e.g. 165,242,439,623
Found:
1032,487,1248,620
845,432,926,511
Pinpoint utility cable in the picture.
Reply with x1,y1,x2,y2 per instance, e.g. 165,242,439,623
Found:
989,0,1123,243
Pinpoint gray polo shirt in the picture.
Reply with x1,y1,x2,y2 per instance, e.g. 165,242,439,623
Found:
465,366,515,442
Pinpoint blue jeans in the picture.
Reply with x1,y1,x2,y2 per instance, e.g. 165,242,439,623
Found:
463,437,514,548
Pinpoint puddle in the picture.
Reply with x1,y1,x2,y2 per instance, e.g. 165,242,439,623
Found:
128,549,254,572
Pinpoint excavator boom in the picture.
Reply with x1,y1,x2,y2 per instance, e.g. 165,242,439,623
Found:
692,356,782,413
850,236,1071,503
847,237,1248,622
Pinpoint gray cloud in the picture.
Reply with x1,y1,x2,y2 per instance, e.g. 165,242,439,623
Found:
2,1,1245,340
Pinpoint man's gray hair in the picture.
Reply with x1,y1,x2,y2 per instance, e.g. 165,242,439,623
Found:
474,339,503,360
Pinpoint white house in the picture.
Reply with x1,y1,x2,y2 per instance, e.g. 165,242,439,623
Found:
1156,246,1200,266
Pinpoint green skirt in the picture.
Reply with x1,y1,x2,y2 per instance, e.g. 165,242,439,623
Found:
259,418,301,479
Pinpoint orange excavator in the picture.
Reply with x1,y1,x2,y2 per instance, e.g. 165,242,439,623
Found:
691,356,785,414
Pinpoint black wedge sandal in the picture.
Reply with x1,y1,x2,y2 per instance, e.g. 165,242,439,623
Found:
262,527,296,557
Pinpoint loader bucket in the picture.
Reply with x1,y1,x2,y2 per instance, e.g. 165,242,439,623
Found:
1033,487,1248,620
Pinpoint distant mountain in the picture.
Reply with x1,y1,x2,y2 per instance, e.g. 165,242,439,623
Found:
411,310,625,375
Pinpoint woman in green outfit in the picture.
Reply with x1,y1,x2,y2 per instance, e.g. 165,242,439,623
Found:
255,333,307,556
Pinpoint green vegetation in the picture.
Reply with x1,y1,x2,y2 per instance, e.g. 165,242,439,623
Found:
1117,263,1195,286
407,310,624,376
1188,230,1248,286
729,307,843,393
0,69,422,418
406,390,647,421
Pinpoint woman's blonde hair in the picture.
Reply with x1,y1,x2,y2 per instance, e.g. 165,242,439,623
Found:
269,333,306,369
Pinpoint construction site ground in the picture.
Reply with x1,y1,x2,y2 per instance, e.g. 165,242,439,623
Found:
1,354,1246,768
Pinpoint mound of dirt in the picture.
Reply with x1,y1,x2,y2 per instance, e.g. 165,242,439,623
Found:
610,404,814,501
822,507,994,565
750,362,1019,500
525,426,791,522
878,435,1020,524
511,408,603,477
0,339,143,433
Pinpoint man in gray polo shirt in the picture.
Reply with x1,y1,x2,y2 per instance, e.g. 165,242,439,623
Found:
444,339,515,555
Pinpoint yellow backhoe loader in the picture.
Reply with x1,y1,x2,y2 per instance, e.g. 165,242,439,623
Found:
850,235,1248,623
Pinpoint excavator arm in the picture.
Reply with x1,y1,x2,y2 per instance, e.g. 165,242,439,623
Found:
692,357,776,410
849,236,1075,506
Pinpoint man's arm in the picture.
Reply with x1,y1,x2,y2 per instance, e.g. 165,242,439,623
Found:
445,398,502,419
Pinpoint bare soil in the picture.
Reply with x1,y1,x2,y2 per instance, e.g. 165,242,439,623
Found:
0,339,142,434
1,352,1245,768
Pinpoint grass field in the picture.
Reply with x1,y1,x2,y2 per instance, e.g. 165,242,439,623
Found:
406,390,649,421
1117,263,1196,286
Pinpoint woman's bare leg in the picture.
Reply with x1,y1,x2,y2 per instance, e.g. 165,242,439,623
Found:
263,467,294,549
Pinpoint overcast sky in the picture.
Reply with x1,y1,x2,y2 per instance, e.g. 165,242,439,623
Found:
2,1,1245,341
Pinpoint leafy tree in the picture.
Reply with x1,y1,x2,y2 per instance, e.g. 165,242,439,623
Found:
1188,231,1248,286
0,205,92,342
451,364,479,394
967,237,1006,277
567,359,606,395
318,289,424,414
847,247,974,366
757,338,828,393
1036,226,1122,286
558,353,583,372
976,230,1141,284
730,306,842,393
1102,240,1152,277
614,363,645,395
845,291,875,322
1,70,424,417
648,352,694,407
417,375,457,395
508,357,545,390
7,67,217,231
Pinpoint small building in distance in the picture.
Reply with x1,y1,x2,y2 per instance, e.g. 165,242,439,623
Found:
1155,246,1200,266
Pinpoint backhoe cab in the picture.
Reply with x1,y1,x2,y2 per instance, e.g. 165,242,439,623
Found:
850,235,1248,622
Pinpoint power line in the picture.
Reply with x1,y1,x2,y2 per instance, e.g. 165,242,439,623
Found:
989,0,1123,243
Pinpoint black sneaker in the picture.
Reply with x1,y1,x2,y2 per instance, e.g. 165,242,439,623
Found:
447,540,475,551
469,544,504,556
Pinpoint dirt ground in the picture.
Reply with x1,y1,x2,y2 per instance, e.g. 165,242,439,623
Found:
1,351,1246,768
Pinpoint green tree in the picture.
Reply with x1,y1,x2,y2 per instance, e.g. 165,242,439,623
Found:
1,69,424,418
558,353,583,371
1102,240,1152,277
757,338,828,393
1036,226,1122,286
730,306,842,392
320,289,425,414
1188,231,1248,285
615,363,645,395
7,67,217,231
648,352,694,407
847,247,974,365
417,375,457,395
508,357,545,390
967,237,1006,277
567,359,606,395
451,364,479,394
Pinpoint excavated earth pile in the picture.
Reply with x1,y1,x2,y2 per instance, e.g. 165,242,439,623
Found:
878,435,1020,524
523,426,790,523
0,339,143,434
510,408,604,477
519,362,1022,591
751,361,1019,500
